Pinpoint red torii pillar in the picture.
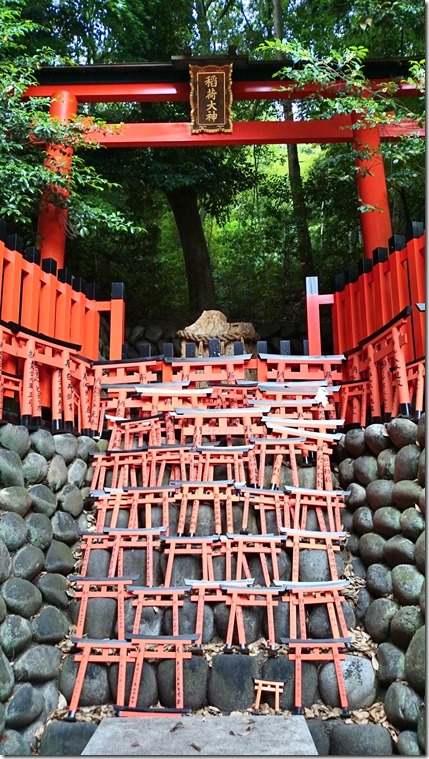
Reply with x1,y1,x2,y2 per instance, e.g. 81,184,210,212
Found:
352,116,392,259
37,91,78,269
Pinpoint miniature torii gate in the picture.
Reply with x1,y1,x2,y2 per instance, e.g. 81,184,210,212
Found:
24,53,423,270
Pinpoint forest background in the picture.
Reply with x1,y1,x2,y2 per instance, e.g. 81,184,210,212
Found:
1,0,425,332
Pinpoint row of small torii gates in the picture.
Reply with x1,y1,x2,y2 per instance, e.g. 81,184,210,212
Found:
0,53,425,433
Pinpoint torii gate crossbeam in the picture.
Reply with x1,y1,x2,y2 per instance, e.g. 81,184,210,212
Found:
25,55,423,268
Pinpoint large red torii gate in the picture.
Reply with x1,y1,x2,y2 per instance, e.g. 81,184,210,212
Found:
24,54,423,269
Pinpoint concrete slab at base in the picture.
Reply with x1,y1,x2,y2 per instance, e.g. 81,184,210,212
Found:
81,715,318,756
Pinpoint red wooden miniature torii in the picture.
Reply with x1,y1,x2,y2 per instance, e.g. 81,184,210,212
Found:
24,54,423,270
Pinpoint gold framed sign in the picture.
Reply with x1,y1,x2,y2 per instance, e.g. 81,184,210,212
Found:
190,64,233,134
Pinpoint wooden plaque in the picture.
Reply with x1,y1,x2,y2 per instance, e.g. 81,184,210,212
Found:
190,64,233,134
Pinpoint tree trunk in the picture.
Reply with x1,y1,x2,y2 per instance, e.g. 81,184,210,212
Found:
166,186,217,317
285,104,314,275
273,0,314,276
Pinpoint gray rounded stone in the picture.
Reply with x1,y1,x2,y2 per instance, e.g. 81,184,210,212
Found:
404,626,425,695
5,683,44,728
59,654,111,706
85,548,111,578
22,451,48,485
355,588,374,623
27,484,57,517
214,603,262,645
386,418,417,448
377,448,397,479
44,539,76,574
0,701,4,732
396,730,422,756
376,642,405,684
0,424,30,459
122,601,162,638
394,444,421,482
0,537,11,582
39,720,97,756
0,449,24,487
30,429,55,460
83,598,117,639
109,660,157,709
415,531,425,574
53,433,78,464
354,455,378,485
299,548,344,582
418,448,425,486
46,454,68,492
25,512,53,550
12,544,45,580
67,458,87,488
0,729,31,755
418,488,425,516
164,597,213,643
57,483,84,517
298,466,317,489
50,511,79,544
352,506,373,535
347,533,360,555
366,479,394,510
329,722,392,756
345,428,368,457
416,414,425,448
0,578,42,617
400,509,425,541
0,486,32,516
358,532,386,565
366,563,393,597
0,648,14,700
319,655,376,709
364,424,392,456
391,606,424,650
261,656,318,711
351,556,367,579
340,508,353,532
158,657,208,710
344,482,367,512
307,600,355,639
208,654,258,712
372,507,402,538
14,644,62,683
392,481,423,511
35,573,70,608
383,535,416,567
364,598,399,642
76,435,98,462
32,605,70,643
384,682,423,729
392,565,424,605
0,596,6,623
0,615,32,658
417,709,425,752
0,512,28,550
338,458,355,488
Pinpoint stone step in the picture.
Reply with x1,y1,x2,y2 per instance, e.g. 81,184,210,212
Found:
81,715,318,756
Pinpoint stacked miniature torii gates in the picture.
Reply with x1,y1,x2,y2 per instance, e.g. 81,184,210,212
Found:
67,357,353,718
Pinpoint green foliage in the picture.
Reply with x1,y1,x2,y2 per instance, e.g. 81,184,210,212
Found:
258,39,424,129
0,0,144,239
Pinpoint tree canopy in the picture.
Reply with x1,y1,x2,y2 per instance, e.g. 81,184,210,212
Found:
1,0,425,326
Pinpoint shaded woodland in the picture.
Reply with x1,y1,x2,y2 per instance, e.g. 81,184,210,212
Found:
1,0,425,329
